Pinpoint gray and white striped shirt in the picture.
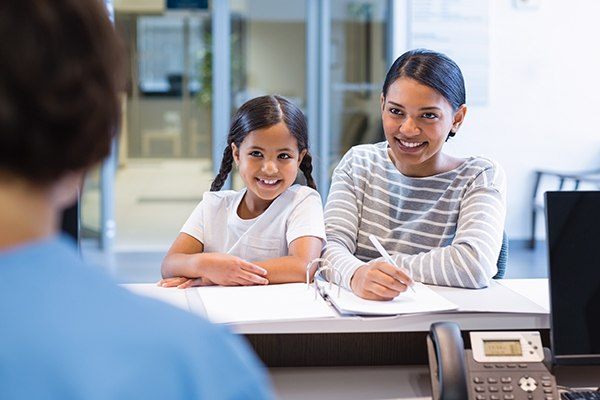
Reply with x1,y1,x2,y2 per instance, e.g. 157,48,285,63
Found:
322,141,507,290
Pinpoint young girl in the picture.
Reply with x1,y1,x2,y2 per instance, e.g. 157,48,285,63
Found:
323,49,507,301
160,95,325,288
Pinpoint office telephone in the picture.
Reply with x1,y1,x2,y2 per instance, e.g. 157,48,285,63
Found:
427,322,559,400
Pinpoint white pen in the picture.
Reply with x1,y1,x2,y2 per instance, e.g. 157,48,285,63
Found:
368,234,416,293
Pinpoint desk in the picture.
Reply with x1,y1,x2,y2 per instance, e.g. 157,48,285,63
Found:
124,280,550,366
124,280,600,400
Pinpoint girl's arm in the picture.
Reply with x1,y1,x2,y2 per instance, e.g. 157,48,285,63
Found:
161,233,268,285
253,236,324,284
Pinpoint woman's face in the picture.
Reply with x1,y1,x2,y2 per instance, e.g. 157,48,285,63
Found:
381,77,466,177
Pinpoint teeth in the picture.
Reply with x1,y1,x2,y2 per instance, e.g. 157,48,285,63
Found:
260,179,278,185
400,140,423,148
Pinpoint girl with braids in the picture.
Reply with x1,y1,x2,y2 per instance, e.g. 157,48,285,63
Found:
160,95,325,288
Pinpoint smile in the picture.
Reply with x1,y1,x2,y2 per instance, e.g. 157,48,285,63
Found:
399,140,425,148
394,138,427,152
256,178,280,186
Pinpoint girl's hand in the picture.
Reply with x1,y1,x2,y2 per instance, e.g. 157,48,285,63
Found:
157,276,215,289
202,254,269,286
350,262,411,301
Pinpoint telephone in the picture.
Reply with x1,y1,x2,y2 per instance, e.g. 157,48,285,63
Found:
427,322,559,400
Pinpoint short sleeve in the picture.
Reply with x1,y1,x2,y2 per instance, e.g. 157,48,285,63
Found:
285,190,326,246
180,201,205,244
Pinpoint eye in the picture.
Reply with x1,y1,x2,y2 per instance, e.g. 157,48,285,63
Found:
249,150,263,157
278,153,292,160
389,108,403,116
422,113,438,120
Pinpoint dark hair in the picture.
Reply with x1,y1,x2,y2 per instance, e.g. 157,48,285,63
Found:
0,0,124,184
382,49,465,137
211,95,316,191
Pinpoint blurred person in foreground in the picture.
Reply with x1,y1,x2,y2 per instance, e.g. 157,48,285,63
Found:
0,1,273,398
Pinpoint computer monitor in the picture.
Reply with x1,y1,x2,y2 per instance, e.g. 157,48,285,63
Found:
545,191,600,365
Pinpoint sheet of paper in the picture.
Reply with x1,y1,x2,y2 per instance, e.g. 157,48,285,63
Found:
431,280,548,314
196,283,338,324
122,283,190,312
322,282,458,316
496,279,550,312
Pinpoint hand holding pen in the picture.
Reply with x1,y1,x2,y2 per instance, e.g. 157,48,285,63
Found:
368,235,416,294
349,235,415,301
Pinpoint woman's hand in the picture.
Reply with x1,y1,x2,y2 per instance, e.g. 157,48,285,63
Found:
201,253,269,286
350,262,412,301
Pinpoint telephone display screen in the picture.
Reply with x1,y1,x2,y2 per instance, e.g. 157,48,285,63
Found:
483,340,522,356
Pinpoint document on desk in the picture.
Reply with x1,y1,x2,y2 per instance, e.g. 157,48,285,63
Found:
195,283,338,324
321,282,458,316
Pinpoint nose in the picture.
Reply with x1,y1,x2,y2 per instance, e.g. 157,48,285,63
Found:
399,116,420,136
261,160,278,175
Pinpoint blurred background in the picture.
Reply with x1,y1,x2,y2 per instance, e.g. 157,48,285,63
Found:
82,0,600,279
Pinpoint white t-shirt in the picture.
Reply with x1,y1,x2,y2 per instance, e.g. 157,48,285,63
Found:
181,184,326,262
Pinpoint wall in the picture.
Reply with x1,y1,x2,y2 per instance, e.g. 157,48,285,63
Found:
394,0,600,240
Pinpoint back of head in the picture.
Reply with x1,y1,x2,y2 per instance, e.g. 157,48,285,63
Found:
382,49,466,112
0,0,124,185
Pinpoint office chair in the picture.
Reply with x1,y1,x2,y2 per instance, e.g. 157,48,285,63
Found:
493,231,508,279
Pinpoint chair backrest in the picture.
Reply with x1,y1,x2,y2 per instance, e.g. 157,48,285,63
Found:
493,231,508,279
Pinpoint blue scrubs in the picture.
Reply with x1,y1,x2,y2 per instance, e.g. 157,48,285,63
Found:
0,236,273,399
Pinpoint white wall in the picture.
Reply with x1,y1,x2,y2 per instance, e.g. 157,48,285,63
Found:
394,0,600,240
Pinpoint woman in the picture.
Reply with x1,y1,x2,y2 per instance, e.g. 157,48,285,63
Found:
323,49,506,301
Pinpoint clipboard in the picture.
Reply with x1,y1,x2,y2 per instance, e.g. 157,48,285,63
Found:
309,259,458,317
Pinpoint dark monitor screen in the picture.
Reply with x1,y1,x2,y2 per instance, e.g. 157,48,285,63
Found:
545,191,600,365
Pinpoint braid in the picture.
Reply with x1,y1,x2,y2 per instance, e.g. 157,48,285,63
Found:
210,146,234,191
299,152,317,190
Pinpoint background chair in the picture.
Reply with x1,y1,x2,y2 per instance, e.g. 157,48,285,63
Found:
529,168,600,248
493,231,508,279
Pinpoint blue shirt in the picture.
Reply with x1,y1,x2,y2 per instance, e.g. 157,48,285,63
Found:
0,236,273,399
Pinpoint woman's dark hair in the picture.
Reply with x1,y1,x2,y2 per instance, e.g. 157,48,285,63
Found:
211,95,316,191
0,0,124,184
382,49,465,137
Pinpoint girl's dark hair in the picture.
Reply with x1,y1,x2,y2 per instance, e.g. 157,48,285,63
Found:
382,49,465,137
0,0,124,184
211,95,316,191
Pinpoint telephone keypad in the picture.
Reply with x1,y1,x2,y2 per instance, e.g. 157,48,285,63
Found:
467,354,558,400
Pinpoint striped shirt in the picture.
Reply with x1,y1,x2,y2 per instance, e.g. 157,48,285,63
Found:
322,141,507,290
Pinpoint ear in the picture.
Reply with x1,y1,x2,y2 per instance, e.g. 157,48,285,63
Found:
297,148,308,166
451,104,467,133
51,171,86,209
380,93,386,113
231,143,240,166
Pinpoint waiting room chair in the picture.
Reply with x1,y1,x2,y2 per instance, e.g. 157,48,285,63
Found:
529,168,600,248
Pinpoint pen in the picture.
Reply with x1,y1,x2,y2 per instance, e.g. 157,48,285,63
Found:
368,234,416,293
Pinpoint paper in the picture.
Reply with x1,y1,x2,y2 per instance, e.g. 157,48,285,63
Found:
321,282,458,316
432,280,548,314
122,283,190,312
196,283,338,324
496,279,550,312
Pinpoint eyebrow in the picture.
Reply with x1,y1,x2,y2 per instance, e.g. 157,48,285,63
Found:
249,146,294,152
386,101,442,111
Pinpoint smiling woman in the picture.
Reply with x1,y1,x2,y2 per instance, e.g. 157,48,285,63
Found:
322,49,507,301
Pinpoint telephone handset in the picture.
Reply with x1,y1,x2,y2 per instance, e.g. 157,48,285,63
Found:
427,322,559,400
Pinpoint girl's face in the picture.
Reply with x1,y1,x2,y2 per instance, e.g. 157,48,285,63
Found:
232,122,306,207
381,77,466,177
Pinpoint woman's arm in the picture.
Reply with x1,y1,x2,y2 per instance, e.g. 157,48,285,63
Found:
390,183,506,288
254,236,323,284
321,152,373,289
161,233,268,285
